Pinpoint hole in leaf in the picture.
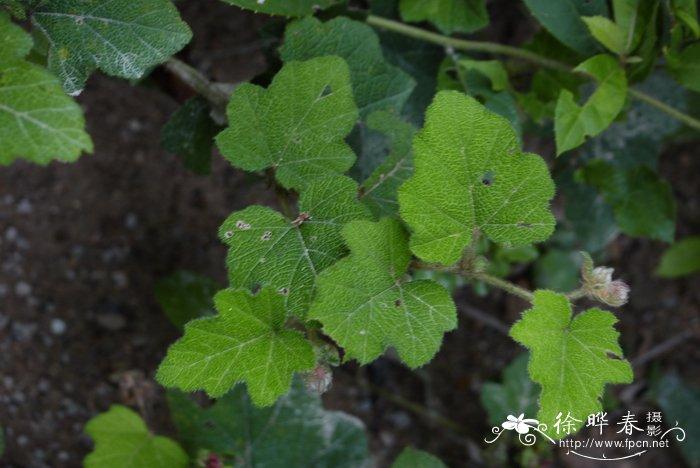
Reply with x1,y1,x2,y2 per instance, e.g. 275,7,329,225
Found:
320,84,332,98
481,171,495,186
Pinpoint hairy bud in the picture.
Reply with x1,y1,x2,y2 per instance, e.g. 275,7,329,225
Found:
580,252,630,307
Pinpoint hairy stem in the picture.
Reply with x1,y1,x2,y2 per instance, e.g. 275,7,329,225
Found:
164,58,231,110
566,288,587,301
472,272,534,302
365,15,700,132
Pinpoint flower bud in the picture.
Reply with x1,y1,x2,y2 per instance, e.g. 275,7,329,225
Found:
580,252,630,307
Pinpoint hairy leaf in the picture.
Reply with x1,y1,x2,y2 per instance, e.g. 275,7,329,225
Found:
309,218,457,368
167,379,369,466
510,290,633,437
216,56,358,190
84,405,188,468
481,353,539,426
219,176,369,318
280,17,415,118
399,91,555,266
155,271,219,329
221,0,340,17
656,236,700,278
392,447,446,468
157,287,315,406
555,55,627,155
32,0,192,94
399,0,488,35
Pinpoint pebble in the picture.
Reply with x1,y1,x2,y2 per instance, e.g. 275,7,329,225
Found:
96,312,126,331
50,318,67,335
16,198,32,214
15,281,31,296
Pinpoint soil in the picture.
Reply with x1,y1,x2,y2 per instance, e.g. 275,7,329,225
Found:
0,1,698,467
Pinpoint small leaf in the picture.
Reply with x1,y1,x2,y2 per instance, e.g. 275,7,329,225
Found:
279,16,416,118
220,0,340,17
656,236,700,278
667,43,700,93
555,54,627,155
219,175,370,318
309,218,457,368
510,290,633,438
481,353,539,426
392,447,446,468
399,0,489,35
399,91,555,266
84,405,188,468
157,287,315,406
167,378,369,466
216,56,358,190
32,0,192,94
155,271,220,329
581,16,626,54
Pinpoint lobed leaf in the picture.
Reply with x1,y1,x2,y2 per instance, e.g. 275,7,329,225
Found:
399,0,489,35
220,0,340,17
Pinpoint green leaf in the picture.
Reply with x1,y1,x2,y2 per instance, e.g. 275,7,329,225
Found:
156,287,315,406
360,111,415,217
279,17,416,118
220,0,340,17
581,16,626,54
1,0,26,19
309,218,457,368
656,236,700,278
399,0,488,35
216,56,358,190
392,447,446,468
399,91,555,266
167,379,369,466
458,58,509,91
32,0,192,95
155,271,220,329
523,0,608,54
0,10,31,65
161,97,219,175
555,55,627,155
219,176,369,319
672,0,700,38
84,405,188,468
510,290,633,437
667,43,700,92
481,353,539,426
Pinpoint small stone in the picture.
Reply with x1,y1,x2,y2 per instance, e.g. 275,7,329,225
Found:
50,318,67,335
15,281,31,296
5,226,18,242
16,198,32,214
96,312,126,331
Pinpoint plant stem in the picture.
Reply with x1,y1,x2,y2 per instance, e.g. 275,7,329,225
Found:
473,272,534,302
365,15,700,132
164,58,231,110
566,288,587,301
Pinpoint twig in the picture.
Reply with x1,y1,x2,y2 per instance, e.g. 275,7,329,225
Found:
163,58,231,111
632,329,696,368
472,272,534,302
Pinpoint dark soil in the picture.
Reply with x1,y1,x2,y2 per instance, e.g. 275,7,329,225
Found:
0,1,698,467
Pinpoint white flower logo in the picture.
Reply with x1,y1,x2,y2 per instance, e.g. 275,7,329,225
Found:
502,414,539,434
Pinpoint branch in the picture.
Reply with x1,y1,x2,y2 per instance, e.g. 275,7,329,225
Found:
163,58,231,111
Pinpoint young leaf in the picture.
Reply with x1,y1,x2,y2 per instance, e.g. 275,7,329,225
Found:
279,17,416,118
216,56,358,190
219,176,369,318
581,16,626,55
392,447,446,468
360,111,415,217
155,271,220,329
481,353,539,426
167,379,369,466
656,236,700,278
221,0,340,17
555,55,627,155
309,218,457,368
399,91,555,266
156,287,315,406
84,405,188,468
399,0,489,35
510,290,633,437
32,0,192,95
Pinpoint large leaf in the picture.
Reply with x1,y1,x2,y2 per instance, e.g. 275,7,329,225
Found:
656,236,700,278
392,447,446,468
216,56,358,190
167,379,369,467
309,218,457,368
398,91,555,266
399,0,489,35
219,176,369,318
510,290,633,437
157,287,315,406
220,0,340,17
481,353,539,426
32,0,192,95
280,17,415,118
555,54,627,155
84,405,188,468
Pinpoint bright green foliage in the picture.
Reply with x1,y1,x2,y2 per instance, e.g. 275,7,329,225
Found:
581,16,626,55
360,111,415,217
667,43,700,92
32,0,192,95
167,379,369,466
219,176,369,318
671,0,700,38
155,271,219,329
399,91,555,266
523,0,608,54
309,218,457,368
399,0,488,35
582,0,647,55
510,290,633,437
555,55,627,155
481,353,539,426
280,17,416,118
221,0,340,17
216,56,358,190
656,236,700,278
392,447,446,468
0,12,92,165
161,97,219,175
583,161,676,242
84,405,188,468
157,287,315,406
